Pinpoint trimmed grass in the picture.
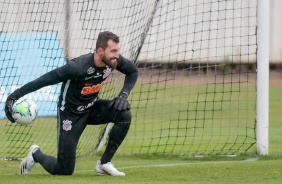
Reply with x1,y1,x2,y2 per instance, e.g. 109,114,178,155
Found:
0,75,281,183
1,155,282,184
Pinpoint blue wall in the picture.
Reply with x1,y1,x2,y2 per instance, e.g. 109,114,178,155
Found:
0,33,66,117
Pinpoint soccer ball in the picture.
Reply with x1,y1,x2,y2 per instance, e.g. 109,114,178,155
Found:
12,98,38,125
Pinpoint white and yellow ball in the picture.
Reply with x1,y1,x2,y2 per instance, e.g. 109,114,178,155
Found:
12,98,38,125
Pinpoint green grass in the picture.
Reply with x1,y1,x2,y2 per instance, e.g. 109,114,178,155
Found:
1,82,258,157
269,85,282,153
1,155,282,184
0,78,281,183
121,82,257,155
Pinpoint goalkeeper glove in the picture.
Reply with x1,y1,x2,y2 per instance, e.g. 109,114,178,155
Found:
4,89,22,123
109,91,130,111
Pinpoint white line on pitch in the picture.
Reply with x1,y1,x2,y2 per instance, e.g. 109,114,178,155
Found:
119,158,258,169
74,158,258,173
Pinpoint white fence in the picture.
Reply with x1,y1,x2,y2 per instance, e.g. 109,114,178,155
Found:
0,0,280,63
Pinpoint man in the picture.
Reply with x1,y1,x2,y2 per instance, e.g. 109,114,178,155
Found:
4,31,138,176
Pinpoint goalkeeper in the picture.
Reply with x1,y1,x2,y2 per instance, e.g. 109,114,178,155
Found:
4,31,138,176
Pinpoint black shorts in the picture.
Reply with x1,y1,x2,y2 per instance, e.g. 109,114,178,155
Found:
55,99,121,171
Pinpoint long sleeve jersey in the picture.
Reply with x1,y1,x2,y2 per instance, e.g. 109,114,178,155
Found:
11,52,138,113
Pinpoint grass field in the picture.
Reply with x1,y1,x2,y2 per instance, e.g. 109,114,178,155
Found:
0,74,281,183
0,155,282,184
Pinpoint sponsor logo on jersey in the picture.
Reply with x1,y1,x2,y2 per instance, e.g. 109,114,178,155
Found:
85,72,103,80
85,83,92,87
81,81,105,95
62,119,72,131
103,67,112,79
77,98,98,111
85,76,94,80
87,67,95,74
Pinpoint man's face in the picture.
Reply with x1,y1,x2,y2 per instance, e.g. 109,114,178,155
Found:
101,39,120,69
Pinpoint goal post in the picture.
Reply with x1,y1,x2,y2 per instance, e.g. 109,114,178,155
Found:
256,0,269,155
0,0,268,159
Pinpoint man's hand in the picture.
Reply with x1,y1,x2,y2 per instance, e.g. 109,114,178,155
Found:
109,92,130,111
4,89,22,123
5,96,16,123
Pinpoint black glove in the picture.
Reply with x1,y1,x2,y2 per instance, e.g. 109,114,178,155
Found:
4,89,22,123
108,91,130,111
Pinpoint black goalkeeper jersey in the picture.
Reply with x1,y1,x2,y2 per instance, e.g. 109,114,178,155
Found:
14,52,138,114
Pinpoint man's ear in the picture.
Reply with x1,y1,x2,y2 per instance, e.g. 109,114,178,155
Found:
96,47,104,55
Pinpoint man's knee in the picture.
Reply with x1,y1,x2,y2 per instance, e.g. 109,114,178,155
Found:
114,110,131,129
56,167,74,175
54,158,75,175
120,110,132,122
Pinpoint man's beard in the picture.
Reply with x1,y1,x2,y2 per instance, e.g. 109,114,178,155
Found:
102,56,117,69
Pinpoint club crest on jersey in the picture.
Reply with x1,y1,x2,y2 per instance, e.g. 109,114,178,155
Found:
62,119,72,131
87,67,95,74
103,67,112,79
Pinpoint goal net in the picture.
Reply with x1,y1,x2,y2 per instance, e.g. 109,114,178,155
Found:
0,0,258,159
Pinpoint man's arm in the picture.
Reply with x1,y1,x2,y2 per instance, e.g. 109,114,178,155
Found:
8,59,80,100
108,55,138,111
5,60,79,122
14,69,64,98
116,55,138,95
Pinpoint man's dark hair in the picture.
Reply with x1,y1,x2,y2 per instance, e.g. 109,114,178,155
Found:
96,31,120,50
